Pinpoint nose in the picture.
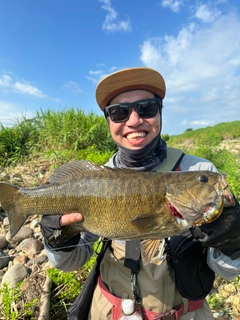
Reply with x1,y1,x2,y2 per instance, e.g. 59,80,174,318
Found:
125,107,143,126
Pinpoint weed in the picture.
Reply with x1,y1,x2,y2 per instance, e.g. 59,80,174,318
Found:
0,282,38,320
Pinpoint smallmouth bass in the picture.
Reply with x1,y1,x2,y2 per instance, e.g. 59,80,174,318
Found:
0,160,234,264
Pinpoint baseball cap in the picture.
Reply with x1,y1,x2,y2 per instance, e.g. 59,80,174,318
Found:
95,67,166,111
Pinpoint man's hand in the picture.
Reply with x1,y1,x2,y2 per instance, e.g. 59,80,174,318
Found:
190,196,240,259
41,213,83,250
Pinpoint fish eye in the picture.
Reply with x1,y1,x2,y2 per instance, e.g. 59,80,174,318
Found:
198,175,209,183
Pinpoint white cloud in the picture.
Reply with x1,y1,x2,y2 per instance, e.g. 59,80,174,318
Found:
86,67,121,85
13,81,48,98
140,39,165,71
0,73,59,101
86,69,108,85
0,75,12,87
161,0,185,13
99,0,132,32
86,76,98,85
181,119,215,127
62,81,82,94
88,70,104,76
194,3,221,23
140,9,240,133
109,66,118,72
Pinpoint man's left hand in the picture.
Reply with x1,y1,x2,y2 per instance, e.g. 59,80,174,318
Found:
190,196,240,260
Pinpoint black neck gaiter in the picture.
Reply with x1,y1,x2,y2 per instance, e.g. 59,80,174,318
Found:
114,135,167,171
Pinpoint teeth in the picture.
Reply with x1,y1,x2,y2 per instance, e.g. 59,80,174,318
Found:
126,132,146,139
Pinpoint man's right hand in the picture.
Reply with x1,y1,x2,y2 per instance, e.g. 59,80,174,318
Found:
41,213,83,250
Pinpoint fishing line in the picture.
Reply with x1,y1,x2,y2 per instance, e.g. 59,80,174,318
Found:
0,223,190,261
0,239,107,260
0,223,187,261
0,236,164,260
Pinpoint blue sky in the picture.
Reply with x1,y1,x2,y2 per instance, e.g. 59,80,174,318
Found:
0,0,240,135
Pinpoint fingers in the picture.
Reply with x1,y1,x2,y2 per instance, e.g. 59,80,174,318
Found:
60,213,83,227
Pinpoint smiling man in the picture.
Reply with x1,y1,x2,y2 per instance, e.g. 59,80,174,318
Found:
41,67,240,320
106,90,161,149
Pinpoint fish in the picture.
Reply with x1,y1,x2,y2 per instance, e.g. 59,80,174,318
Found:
0,160,234,264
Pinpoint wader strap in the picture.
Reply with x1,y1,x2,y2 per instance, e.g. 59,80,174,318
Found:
124,240,142,315
171,152,185,171
98,276,204,320
124,240,141,273
154,147,185,173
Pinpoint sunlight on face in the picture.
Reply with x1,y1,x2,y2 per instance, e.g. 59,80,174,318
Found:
107,90,161,149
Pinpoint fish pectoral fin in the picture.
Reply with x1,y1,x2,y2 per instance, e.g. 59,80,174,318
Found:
130,214,160,228
140,239,161,265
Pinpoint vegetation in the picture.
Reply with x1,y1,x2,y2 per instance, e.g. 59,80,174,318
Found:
0,108,116,167
0,111,239,318
168,121,240,146
47,242,99,318
167,120,240,200
0,283,38,319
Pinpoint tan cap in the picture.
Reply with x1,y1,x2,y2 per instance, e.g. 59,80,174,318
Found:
95,67,166,111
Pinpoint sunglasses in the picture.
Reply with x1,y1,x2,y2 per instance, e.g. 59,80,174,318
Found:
104,98,162,123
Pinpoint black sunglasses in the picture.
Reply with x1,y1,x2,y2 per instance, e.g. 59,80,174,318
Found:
104,98,162,123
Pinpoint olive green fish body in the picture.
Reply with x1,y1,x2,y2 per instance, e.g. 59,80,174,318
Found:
1,171,174,239
0,161,233,239
0,161,233,243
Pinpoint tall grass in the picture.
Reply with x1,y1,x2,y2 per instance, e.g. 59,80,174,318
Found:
0,117,39,166
0,108,116,166
35,109,115,152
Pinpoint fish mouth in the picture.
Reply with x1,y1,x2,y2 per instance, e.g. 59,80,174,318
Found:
197,187,235,226
221,186,235,206
168,193,231,227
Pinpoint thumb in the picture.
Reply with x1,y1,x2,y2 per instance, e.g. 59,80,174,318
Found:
60,213,83,226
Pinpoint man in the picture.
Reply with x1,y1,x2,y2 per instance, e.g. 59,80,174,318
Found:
41,67,240,319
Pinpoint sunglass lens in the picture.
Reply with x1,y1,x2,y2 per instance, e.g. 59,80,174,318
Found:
109,105,129,122
137,100,159,118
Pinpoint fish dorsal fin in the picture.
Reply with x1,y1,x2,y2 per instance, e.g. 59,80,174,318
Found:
49,160,138,184
49,160,104,184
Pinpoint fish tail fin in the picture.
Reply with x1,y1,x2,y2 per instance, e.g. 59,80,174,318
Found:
0,183,26,238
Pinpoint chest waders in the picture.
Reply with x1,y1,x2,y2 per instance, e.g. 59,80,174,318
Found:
123,148,185,318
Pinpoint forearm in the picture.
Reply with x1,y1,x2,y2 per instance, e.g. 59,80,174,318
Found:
44,232,99,271
207,247,240,280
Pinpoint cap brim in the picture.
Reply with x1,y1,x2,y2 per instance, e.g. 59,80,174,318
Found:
95,67,166,111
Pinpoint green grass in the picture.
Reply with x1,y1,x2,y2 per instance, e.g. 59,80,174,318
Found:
167,120,240,147
166,120,240,200
0,282,38,320
0,108,116,167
